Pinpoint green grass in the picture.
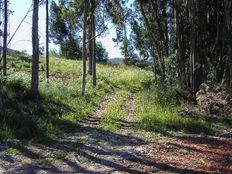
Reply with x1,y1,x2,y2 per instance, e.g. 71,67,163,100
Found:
135,85,232,134
100,90,129,132
0,54,153,141
0,124,15,139
6,147,22,155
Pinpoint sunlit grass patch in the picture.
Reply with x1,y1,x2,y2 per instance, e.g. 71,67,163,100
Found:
97,64,154,92
135,88,213,134
6,147,22,155
101,90,129,132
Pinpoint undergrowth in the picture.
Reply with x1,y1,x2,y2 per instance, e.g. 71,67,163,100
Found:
135,82,230,134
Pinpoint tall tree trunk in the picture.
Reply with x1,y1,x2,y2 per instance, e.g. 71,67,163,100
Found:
189,0,203,92
81,0,88,96
215,0,224,83
45,0,49,80
87,26,92,75
224,0,232,87
163,1,169,57
88,2,93,76
139,1,165,79
0,0,2,56
148,0,166,79
87,0,96,85
91,0,96,87
175,0,187,84
2,0,7,76
31,0,39,94
189,0,196,92
195,0,203,89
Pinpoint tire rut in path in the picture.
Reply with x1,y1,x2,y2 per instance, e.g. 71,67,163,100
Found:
0,91,153,174
53,91,149,173
78,91,117,129
119,93,138,131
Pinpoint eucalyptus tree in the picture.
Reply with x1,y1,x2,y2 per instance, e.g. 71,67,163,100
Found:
223,0,232,87
49,0,82,59
31,0,39,94
46,0,49,80
2,0,8,76
87,0,97,87
81,0,88,96
133,0,170,80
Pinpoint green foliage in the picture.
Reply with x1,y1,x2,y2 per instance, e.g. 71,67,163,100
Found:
60,38,81,59
49,0,81,59
224,113,232,128
150,82,189,105
135,88,212,134
6,147,21,155
0,124,15,139
130,20,150,60
96,42,109,63
135,83,232,134
165,54,177,78
134,59,151,69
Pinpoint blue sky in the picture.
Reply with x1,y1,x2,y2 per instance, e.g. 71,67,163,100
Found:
9,0,122,58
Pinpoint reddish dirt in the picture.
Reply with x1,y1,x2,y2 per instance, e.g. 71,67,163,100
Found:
135,135,232,173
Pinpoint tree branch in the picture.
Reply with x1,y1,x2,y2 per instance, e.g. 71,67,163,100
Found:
85,25,115,44
8,4,33,46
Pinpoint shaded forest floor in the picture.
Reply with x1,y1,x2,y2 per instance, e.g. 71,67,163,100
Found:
0,55,231,173
0,91,231,173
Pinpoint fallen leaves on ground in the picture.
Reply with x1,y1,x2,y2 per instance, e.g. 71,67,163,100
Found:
135,135,232,173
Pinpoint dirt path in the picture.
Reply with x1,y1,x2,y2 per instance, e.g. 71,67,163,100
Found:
0,92,231,174
0,92,148,174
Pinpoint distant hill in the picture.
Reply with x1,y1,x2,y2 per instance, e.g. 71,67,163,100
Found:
107,58,124,65
0,47,27,56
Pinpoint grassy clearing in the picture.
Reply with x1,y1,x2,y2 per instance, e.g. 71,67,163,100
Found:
0,55,153,141
100,90,129,132
135,84,231,134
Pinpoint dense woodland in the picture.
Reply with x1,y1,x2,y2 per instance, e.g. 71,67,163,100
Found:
49,0,232,93
0,0,231,173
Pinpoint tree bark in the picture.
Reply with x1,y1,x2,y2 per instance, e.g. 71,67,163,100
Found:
81,0,88,96
31,0,39,94
215,0,224,83
224,0,232,87
175,0,187,84
2,0,8,76
148,0,166,79
189,0,203,92
92,6,96,87
45,0,49,80
139,1,165,79
87,26,93,75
